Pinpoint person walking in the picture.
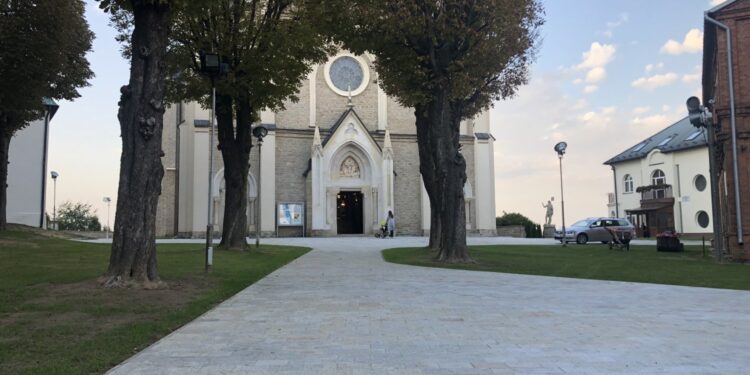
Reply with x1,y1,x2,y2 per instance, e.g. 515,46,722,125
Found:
386,210,396,238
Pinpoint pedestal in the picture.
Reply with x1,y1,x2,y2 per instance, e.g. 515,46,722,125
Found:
543,224,556,238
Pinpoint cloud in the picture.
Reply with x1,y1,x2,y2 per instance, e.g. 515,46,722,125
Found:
660,29,703,55
631,73,678,90
573,78,583,85
662,105,671,112
633,114,670,128
581,107,617,127
572,99,588,110
602,13,629,38
645,62,664,73
577,43,617,70
632,106,650,115
584,85,599,93
585,67,607,83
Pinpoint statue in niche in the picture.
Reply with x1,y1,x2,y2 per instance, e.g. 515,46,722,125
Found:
340,156,360,178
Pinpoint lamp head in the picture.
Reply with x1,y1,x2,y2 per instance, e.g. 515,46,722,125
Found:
686,96,701,114
554,141,567,156
199,51,220,74
252,125,268,140
685,96,713,128
50,171,59,179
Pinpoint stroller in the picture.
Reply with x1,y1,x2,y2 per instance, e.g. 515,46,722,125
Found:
606,227,632,251
374,221,389,238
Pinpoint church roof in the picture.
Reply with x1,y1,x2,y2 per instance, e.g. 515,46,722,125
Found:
321,107,382,152
603,116,707,165
303,107,388,177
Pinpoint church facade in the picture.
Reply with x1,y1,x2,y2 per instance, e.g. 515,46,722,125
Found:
156,52,497,237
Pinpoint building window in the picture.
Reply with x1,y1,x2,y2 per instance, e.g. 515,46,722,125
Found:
623,174,633,193
324,54,370,97
694,174,707,192
686,129,703,141
657,136,673,147
652,169,666,199
651,169,666,185
696,211,710,228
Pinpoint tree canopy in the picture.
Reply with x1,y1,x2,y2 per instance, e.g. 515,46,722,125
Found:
167,0,332,120
0,0,94,133
329,0,543,119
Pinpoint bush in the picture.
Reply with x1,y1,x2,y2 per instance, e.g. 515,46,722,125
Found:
56,202,101,231
496,212,542,238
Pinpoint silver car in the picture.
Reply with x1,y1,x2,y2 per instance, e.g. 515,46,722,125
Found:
554,217,636,244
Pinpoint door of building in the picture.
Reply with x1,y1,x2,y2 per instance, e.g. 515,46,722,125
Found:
337,191,363,234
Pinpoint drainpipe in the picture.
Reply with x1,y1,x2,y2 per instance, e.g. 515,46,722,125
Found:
174,106,181,237
39,110,51,228
611,165,619,217
707,120,724,260
705,13,743,245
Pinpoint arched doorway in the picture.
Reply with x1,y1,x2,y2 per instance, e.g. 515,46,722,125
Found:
212,169,257,235
328,143,375,235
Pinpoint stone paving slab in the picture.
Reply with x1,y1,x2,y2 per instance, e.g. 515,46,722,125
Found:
107,237,750,374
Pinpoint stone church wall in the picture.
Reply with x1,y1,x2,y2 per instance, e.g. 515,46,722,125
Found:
387,97,416,135
276,78,310,129
275,131,312,236
315,67,379,131
391,137,422,235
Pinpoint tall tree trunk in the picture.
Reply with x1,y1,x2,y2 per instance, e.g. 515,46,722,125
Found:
103,1,170,288
0,126,10,231
416,92,469,262
217,94,253,251
415,105,440,250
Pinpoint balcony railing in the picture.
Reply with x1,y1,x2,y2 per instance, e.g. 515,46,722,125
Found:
638,185,673,201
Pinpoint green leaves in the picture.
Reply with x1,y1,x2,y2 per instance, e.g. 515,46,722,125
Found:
0,0,94,134
328,0,544,119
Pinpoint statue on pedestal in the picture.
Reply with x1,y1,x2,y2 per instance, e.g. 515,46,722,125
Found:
542,197,554,226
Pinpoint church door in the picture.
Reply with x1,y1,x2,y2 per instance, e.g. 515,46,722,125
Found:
337,191,363,234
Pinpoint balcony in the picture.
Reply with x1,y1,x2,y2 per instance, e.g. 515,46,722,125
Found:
636,184,674,208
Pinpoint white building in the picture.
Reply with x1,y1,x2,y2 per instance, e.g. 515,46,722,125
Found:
156,52,497,237
7,99,58,227
604,116,713,237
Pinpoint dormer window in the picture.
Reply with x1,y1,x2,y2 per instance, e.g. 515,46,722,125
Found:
686,130,703,141
632,142,648,152
657,136,673,147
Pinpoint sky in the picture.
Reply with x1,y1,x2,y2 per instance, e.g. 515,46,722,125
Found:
43,0,724,229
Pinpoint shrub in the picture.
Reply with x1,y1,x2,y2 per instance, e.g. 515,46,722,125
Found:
496,212,542,238
56,202,101,231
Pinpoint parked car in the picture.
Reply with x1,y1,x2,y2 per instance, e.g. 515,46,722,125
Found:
554,217,636,244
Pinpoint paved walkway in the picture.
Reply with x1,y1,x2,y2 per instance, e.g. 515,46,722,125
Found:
108,237,750,374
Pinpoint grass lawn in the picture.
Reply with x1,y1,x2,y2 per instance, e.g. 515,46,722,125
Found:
382,243,750,291
0,228,309,375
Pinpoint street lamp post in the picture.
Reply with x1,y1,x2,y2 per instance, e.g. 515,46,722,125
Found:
199,51,228,273
554,142,567,247
252,125,268,248
103,197,111,239
50,171,59,230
